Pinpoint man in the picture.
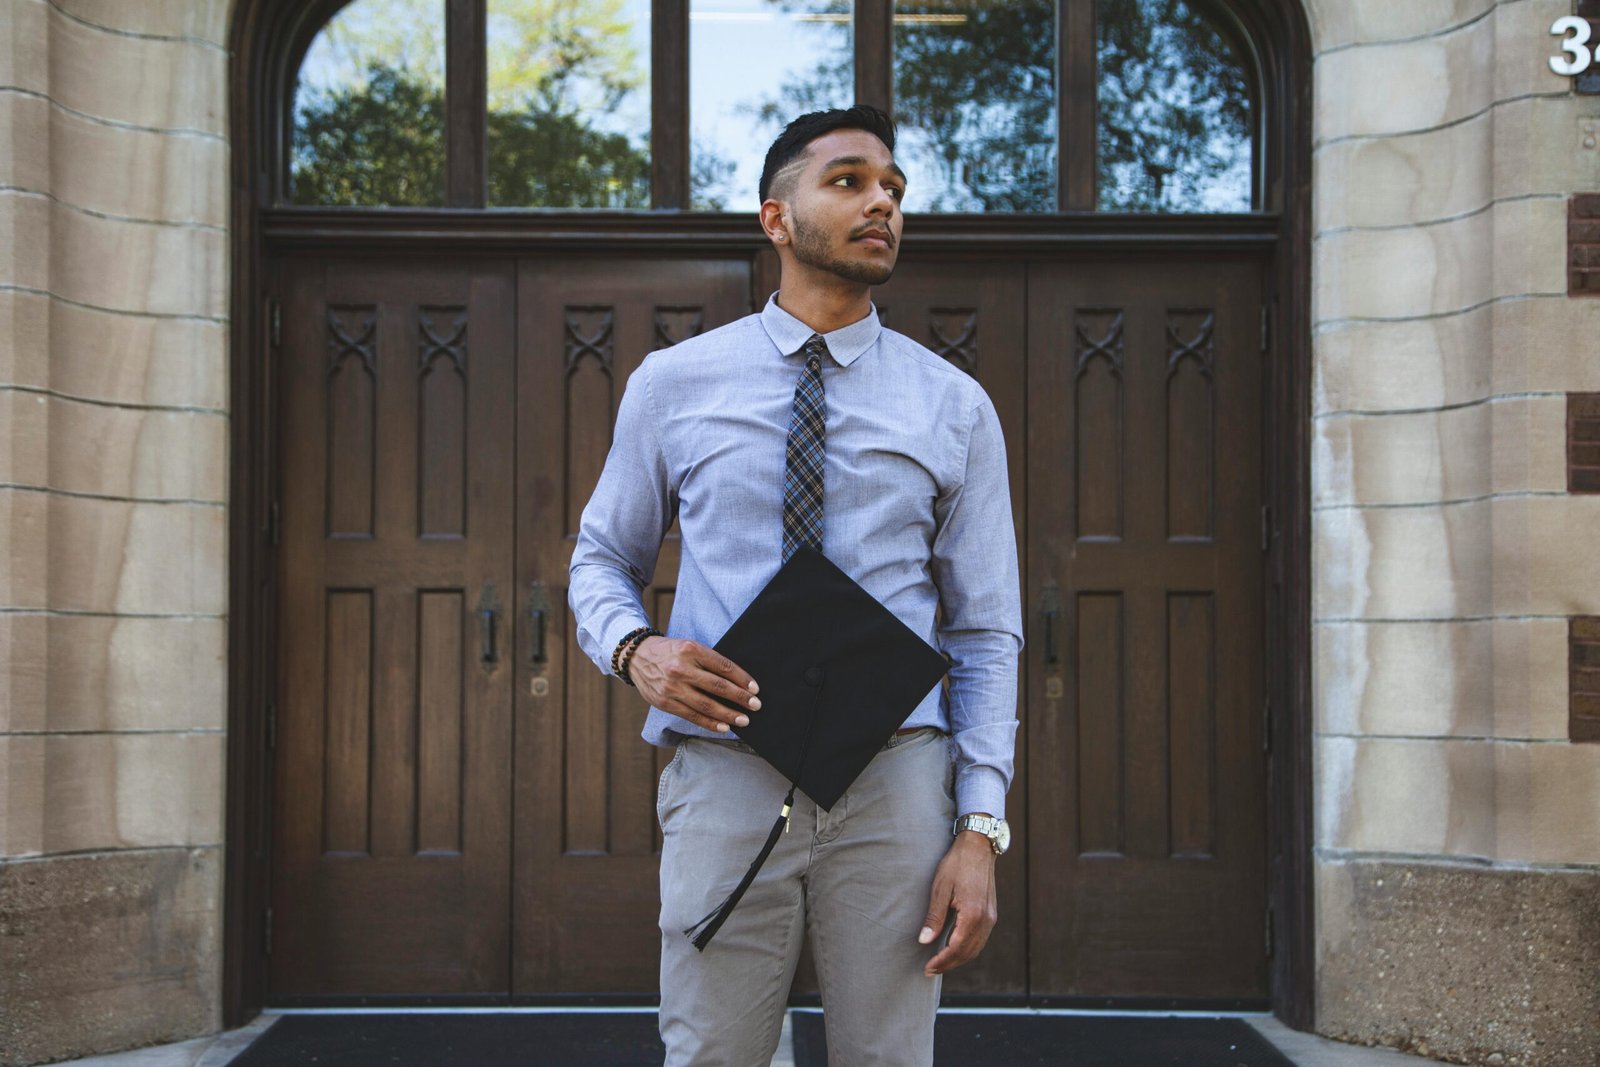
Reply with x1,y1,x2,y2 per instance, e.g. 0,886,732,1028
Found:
568,104,1021,1066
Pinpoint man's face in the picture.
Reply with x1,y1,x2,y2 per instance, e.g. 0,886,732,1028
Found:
777,128,906,287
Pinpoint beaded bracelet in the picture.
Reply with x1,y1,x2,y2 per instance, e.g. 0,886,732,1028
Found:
613,626,662,687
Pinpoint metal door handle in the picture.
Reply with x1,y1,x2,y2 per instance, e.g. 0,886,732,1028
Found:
527,581,550,669
1041,581,1061,669
478,582,500,667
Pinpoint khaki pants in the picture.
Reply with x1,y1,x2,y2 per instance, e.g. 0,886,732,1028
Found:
656,727,956,1067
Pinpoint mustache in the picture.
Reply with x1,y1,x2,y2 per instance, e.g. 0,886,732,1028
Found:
851,225,895,246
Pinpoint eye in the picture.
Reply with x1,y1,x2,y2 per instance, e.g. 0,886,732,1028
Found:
831,174,856,188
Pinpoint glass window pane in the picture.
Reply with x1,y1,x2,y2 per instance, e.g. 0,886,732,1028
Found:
290,0,446,206
892,0,1056,213
1097,0,1253,212
690,1,854,213
487,0,652,208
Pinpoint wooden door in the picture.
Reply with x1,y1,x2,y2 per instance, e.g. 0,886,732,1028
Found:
271,258,517,998
512,257,752,994
1026,256,1269,1001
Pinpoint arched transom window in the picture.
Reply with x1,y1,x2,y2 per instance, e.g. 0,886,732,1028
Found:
288,0,1259,213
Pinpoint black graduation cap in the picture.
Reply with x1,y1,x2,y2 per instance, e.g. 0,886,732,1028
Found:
681,545,949,950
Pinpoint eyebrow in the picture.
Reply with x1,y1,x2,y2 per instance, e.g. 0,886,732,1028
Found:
819,154,909,186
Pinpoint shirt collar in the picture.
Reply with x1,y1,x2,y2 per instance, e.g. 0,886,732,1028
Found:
758,291,881,367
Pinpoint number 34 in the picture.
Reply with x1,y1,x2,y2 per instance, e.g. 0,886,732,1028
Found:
1552,15,1595,76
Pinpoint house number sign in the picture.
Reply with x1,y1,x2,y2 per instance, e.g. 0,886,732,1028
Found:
1552,15,1599,75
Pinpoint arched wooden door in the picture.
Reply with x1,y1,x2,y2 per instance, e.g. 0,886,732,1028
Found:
242,0,1309,1013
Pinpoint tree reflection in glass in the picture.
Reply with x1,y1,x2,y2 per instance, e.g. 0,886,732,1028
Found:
487,0,652,208
290,0,447,206
690,0,854,212
892,0,1056,213
1097,0,1252,212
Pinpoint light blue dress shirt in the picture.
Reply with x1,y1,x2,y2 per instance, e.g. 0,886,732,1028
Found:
568,292,1023,819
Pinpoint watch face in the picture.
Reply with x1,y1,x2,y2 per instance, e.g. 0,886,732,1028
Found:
994,820,1011,854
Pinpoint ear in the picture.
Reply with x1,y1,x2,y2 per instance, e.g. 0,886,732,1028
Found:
758,199,789,247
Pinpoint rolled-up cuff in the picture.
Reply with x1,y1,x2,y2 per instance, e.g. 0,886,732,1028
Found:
954,765,1008,823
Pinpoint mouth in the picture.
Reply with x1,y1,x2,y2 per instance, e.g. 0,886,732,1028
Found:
853,230,894,249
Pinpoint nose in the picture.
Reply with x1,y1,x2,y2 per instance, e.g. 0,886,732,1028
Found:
866,180,896,217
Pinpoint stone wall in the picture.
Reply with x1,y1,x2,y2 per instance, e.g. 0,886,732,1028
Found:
1305,1,1600,1064
0,0,232,1063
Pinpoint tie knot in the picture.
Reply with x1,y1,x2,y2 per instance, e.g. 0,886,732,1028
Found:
803,334,829,367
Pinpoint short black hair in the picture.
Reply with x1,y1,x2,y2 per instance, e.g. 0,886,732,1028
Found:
759,104,897,204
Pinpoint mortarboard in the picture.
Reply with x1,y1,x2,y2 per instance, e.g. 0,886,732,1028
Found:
681,545,949,950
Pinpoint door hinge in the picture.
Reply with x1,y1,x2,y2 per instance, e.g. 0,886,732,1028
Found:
1260,504,1273,552
1262,697,1272,753
1259,303,1270,352
265,700,276,753
269,499,281,547
263,907,273,955
1265,904,1274,958
269,299,281,348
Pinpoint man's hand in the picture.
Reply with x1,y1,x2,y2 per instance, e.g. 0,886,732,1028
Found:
918,827,998,977
628,636,761,733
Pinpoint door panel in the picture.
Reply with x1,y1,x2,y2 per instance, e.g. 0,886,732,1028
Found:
272,258,516,997
513,256,752,994
1026,257,1267,1000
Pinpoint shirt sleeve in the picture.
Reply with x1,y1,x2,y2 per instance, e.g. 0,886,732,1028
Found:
568,356,678,676
930,390,1024,821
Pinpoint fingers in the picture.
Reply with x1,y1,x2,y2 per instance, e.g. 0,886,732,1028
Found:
919,874,952,948
636,640,760,733
923,903,994,977
691,643,759,696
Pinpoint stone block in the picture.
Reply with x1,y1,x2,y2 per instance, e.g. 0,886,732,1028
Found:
0,486,47,610
0,489,226,615
1314,13,1494,142
1493,291,1600,397
1313,106,1492,233
0,735,44,857
1314,619,1493,738
0,83,50,193
16,5,228,138
0,614,226,734
1317,736,1496,857
1316,858,1600,1066
0,0,48,96
2,90,228,227
55,0,232,48
1492,495,1600,616
1492,0,1575,102
1488,393,1567,497
1495,741,1600,865
1314,500,1491,620
1492,617,1578,740
28,395,227,503
1312,404,1490,508
0,847,223,1065
0,389,47,487
3,192,228,319
1,732,224,856
1492,95,1600,201
1313,304,1492,415
0,289,229,409
1307,0,1490,54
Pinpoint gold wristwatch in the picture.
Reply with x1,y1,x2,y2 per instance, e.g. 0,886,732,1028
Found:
953,813,1011,855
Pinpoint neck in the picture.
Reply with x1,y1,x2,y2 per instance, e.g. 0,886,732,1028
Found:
774,271,873,335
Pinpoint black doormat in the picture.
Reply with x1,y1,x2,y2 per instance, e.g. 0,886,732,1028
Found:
791,1011,1296,1067
228,1013,665,1066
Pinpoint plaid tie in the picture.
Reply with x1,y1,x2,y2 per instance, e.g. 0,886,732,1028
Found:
781,334,829,562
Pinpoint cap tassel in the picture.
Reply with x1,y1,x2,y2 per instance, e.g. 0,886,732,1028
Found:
684,784,796,952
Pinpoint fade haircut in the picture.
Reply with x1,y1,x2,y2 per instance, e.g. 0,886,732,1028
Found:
758,104,898,204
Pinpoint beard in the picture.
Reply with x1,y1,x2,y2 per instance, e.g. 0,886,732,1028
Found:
789,210,897,286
